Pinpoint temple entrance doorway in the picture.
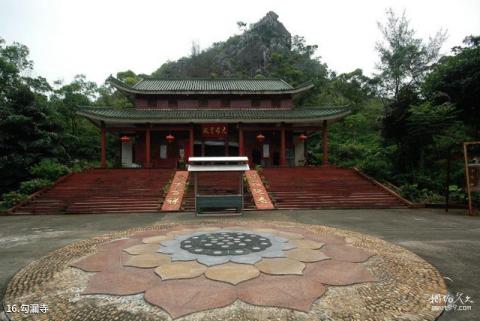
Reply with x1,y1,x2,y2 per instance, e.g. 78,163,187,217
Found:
195,140,227,157
204,143,225,156
252,149,262,165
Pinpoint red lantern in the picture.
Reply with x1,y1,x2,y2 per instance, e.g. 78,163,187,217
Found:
120,135,130,142
256,133,265,142
166,133,175,143
299,134,308,141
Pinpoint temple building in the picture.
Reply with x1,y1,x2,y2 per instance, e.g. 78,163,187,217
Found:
11,77,410,216
78,76,350,168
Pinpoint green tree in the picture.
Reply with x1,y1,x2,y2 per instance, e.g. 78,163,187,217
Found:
0,38,64,193
423,35,480,136
51,74,97,136
318,69,378,110
96,70,136,108
267,36,328,87
406,101,461,169
50,75,110,162
375,9,446,100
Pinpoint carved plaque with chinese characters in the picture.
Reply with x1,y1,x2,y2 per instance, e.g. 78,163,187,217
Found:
201,124,228,138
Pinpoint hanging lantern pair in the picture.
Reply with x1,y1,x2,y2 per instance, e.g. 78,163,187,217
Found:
256,132,306,142
166,133,175,143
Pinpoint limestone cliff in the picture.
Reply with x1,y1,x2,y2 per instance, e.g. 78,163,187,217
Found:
152,12,293,78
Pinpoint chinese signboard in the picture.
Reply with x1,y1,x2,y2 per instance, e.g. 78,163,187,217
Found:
201,124,228,138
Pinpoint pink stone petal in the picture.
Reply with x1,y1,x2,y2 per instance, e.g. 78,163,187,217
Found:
144,276,237,318
237,274,326,311
82,267,160,295
321,244,374,262
71,238,140,272
71,251,123,272
305,260,377,286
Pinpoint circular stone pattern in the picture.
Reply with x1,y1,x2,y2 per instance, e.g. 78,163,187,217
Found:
180,232,272,256
4,221,448,321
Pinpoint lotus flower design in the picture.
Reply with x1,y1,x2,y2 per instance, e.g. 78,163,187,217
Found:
71,224,376,319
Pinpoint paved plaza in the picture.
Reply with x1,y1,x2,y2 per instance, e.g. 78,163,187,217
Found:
0,208,478,320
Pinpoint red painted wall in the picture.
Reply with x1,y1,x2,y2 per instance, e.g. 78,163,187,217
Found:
134,131,190,168
135,95,293,109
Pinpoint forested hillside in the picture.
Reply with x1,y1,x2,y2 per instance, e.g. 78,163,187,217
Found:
1,10,479,208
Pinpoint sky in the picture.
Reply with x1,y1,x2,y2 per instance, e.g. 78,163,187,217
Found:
1,0,479,85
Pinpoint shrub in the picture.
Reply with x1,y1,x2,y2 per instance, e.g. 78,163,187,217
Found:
359,154,392,180
18,178,52,195
30,159,70,181
399,184,444,203
1,191,28,209
177,159,186,170
447,185,464,203
70,160,97,173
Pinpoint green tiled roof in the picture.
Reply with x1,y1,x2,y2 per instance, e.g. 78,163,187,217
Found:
108,76,313,95
133,79,293,91
78,107,350,124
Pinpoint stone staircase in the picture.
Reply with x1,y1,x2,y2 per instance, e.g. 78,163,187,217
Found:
9,167,410,215
262,167,409,209
10,169,172,214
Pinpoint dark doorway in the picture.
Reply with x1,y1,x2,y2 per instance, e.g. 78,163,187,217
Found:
204,144,225,156
252,149,262,165
229,145,239,156
273,151,280,166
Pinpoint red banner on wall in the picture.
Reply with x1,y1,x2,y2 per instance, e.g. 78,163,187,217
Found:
201,124,228,138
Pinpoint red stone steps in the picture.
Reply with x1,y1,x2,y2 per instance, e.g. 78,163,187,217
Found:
262,167,408,209
10,169,173,215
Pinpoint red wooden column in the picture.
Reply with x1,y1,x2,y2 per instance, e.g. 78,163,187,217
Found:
145,128,152,168
224,137,229,156
189,126,194,158
239,127,245,156
100,123,107,168
280,126,286,166
322,120,329,166
304,134,308,161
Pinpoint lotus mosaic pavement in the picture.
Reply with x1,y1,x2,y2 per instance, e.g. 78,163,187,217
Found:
3,220,448,321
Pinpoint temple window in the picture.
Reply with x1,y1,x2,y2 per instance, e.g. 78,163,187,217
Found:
147,98,157,108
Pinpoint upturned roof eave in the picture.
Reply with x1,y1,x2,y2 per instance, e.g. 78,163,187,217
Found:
76,107,350,126
107,76,314,96
77,113,350,125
